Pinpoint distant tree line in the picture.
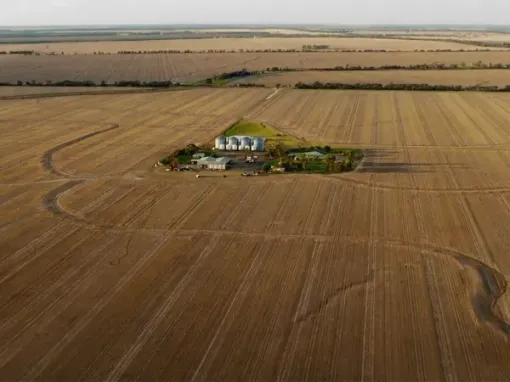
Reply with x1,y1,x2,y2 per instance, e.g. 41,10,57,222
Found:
0,51,65,56
0,80,182,88
2,48,501,56
305,62,510,70
203,69,261,84
329,33,510,49
115,47,498,55
251,62,510,73
294,81,510,92
302,45,331,51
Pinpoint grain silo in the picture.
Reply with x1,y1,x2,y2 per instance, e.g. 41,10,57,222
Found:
251,137,265,152
240,137,251,150
215,136,226,150
229,136,239,151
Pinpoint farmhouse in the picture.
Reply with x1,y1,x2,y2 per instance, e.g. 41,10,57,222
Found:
195,156,232,170
288,151,325,159
215,135,265,151
192,152,207,159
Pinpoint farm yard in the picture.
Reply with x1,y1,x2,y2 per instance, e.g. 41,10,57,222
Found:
0,36,499,54
235,69,510,87
2,87,510,381
1,51,510,84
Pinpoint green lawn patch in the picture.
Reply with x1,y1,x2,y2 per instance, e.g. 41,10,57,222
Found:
225,120,302,148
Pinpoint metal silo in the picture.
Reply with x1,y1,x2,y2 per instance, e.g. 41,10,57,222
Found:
240,137,251,150
215,136,226,150
229,137,239,151
252,137,265,151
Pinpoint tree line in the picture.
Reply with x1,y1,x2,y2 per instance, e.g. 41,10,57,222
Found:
115,48,496,55
0,80,182,88
2,48,500,56
294,81,510,92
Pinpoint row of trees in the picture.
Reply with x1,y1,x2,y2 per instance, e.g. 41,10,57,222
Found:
113,48,497,55
0,50,36,55
335,33,508,50
308,61,510,70
257,62,510,72
294,81,510,92
0,80,181,87
302,45,331,51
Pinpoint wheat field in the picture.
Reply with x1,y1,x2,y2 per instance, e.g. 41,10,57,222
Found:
1,88,510,381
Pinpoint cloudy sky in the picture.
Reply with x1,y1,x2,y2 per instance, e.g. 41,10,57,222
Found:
0,0,507,26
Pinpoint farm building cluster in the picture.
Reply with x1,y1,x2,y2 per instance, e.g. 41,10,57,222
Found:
215,135,265,151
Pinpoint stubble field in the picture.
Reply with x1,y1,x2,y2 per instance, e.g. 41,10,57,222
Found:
0,86,151,99
0,36,495,54
1,51,510,83
1,88,510,381
236,69,510,87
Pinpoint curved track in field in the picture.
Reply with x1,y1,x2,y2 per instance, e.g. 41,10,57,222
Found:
41,123,120,178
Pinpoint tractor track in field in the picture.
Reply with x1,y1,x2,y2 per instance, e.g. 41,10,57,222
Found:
41,123,120,178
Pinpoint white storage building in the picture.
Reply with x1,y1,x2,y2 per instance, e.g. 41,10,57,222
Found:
195,157,232,170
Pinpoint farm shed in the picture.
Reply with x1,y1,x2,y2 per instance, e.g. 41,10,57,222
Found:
196,156,232,170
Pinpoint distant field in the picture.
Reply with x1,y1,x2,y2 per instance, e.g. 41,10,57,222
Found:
0,86,148,98
1,51,509,83
234,69,510,87
167,28,332,35
0,37,498,54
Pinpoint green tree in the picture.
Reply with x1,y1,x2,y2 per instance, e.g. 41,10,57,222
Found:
323,155,336,173
344,151,353,170
297,153,308,171
262,162,272,172
268,142,285,164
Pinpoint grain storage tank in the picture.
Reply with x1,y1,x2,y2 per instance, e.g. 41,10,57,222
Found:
240,137,251,150
215,136,226,150
229,136,239,151
251,137,265,152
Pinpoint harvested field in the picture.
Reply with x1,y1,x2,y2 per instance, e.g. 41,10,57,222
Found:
0,86,150,99
2,88,510,381
247,89,510,147
236,69,510,87
1,51,510,83
0,37,497,54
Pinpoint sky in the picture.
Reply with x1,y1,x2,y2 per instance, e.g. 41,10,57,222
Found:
0,0,508,26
